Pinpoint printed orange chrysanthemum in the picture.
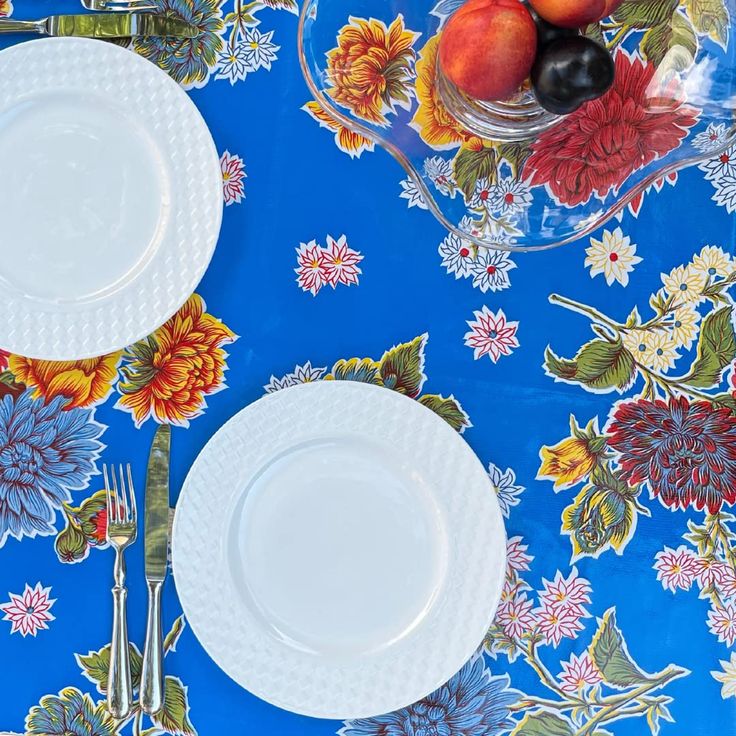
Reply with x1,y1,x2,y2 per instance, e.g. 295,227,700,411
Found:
303,101,375,158
410,34,474,150
9,354,121,410
115,294,236,427
327,15,419,126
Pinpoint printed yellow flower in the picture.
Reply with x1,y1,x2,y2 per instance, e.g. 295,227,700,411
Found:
410,34,474,149
661,265,706,304
538,417,602,491
303,101,374,158
327,16,419,126
0,1,11,17
691,245,733,279
712,652,736,699
584,227,641,287
116,294,236,427
623,330,680,373
9,354,121,409
669,305,700,350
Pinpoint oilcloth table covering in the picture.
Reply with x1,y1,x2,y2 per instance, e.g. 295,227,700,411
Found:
1,1,736,735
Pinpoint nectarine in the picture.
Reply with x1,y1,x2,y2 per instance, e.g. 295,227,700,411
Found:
439,0,537,102
528,0,606,28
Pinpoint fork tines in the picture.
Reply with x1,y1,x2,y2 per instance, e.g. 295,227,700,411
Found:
103,463,137,526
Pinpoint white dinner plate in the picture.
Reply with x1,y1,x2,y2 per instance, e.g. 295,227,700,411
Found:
0,38,222,359
173,381,507,719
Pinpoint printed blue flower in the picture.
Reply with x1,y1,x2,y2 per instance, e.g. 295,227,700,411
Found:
26,687,116,736
341,655,520,736
133,0,224,88
0,390,104,547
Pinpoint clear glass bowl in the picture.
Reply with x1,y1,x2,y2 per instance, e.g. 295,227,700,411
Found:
298,0,736,251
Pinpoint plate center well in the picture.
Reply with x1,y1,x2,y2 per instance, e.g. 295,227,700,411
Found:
0,91,167,303
230,437,446,658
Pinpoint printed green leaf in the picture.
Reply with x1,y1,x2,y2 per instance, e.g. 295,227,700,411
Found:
76,643,143,694
152,676,195,736
590,608,652,688
682,306,736,388
164,615,186,654
259,0,298,12
453,146,497,200
418,394,471,432
642,11,697,65
496,142,531,176
712,392,736,411
511,711,575,736
545,339,636,392
684,0,729,47
582,22,605,44
54,522,89,564
613,0,679,28
329,357,382,385
379,335,427,398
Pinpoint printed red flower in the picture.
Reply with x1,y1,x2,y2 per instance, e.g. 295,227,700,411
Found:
295,240,329,296
464,307,519,362
506,536,532,573
608,397,736,514
538,568,592,617
323,235,363,287
654,545,697,592
1,582,55,637
558,652,602,693
496,594,536,639
708,602,736,647
523,52,698,206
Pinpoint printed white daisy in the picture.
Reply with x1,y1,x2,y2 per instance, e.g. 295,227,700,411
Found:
585,228,642,287
470,249,516,293
468,177,496,212
263,373,297,393
623,331,680,372
669,306,701,350
423,156,456,197
399,177,428,209
491,177,532,216
241,28,279,71
691,245,733,279
662,265,707,304
712,175,736,213
215,42,251,84
488,462,524,518
700,146,736,181
439,232,475,279
693,123,730,153
712,652,736,699
292,361,327,384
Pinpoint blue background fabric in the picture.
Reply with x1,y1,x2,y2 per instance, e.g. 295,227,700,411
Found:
1,1,736,735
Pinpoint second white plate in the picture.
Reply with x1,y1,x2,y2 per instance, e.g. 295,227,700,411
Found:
173,381,506,719
0,38,222,359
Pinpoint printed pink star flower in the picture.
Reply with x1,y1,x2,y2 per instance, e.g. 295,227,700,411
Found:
558,652,602,693
708,602,736,647
295,240,329,295
506,536,533,573
536,602,586,647
322,235,363,288
1,582,55,637
654,546,697,592
220,151,246,206
718,564,736,599
539,568,592,617
496,594,536,639
464,307,519,362
693,556,728,590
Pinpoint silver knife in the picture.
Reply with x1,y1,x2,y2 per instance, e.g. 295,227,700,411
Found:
140,424,171,716
0,14,198,38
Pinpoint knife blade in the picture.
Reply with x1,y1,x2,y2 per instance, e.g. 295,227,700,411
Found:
140,423,170,715
145,423,170,583
0,13,199,38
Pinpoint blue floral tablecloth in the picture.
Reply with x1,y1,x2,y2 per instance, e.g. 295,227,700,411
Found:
2,1,736,735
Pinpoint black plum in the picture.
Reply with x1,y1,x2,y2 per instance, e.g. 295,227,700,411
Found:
531,36,614,115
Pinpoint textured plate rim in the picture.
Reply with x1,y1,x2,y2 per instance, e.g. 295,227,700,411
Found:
0,37,223,360
172,381,507,720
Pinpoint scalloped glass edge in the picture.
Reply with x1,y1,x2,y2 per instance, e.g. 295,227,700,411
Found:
297,0,736,252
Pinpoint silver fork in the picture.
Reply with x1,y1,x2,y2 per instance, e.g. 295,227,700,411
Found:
105,463,138,720
80,0,157,11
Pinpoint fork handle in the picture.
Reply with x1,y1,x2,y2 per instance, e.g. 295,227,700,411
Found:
108,552,133,719
141,579,164,715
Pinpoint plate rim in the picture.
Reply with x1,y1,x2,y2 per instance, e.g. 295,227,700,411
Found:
172,381,507,720
0,37,223,360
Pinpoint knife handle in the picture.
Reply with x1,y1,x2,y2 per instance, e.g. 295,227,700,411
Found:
0,19,45,34
141,579,164,715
